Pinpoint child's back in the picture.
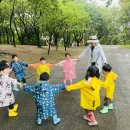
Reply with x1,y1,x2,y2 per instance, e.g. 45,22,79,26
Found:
23,72,65,125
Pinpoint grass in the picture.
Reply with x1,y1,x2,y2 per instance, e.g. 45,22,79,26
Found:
121,44,130,49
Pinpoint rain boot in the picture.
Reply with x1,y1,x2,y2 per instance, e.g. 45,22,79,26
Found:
8,109,18,117
37,118,42,125
83,113,91,121
100,106,109,114
108,103,113,110
13,104,18,112
88,111,98,126
53,114,60,125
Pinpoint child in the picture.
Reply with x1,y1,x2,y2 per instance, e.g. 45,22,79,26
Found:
10,54,28,91
66,66,103,126
55,53,78,85
21,72,65,125
100,64,118,114
0,61,21,117
29,57,54,81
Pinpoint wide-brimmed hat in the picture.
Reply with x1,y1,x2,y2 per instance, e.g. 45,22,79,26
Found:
87,36,99,43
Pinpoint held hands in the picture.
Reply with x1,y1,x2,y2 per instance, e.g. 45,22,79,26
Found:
17,82,23,89
77,57,80,62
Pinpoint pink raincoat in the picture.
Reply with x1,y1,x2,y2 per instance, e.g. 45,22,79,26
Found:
56,59,77,80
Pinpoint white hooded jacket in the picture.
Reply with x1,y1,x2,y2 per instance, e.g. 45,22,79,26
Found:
79,43,107,72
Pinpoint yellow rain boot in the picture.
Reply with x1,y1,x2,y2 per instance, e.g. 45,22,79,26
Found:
13,104,18,112
8,109,18,117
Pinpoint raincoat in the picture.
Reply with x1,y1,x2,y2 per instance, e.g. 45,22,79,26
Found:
23,81,65,120
29,63,54,81
10,61,28,82
66,77,103,110
79,44,107,72
103,71,118,99
55,59,77,80
0,73,17,107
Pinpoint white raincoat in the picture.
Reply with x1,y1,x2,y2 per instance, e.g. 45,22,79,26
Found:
79,43,107,72
0,73,17,107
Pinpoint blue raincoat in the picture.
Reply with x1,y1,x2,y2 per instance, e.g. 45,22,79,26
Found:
10,61,28,81
23,81,65,120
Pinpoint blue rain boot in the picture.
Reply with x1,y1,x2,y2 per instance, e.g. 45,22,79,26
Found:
13,85,19,91
53,114,60,125
37,118,42,125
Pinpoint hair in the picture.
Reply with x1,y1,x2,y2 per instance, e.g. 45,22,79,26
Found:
1,60,8,64
85,65,100,80
0,62,10,71
102,64,112,72
65,53,71,57
40,72,50,81
12,54,18,59
40,57,46,61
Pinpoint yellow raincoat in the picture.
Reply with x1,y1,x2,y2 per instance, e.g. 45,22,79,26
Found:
29,63,54,81
37,64,54,81
103,71,118,100
66,77,103,110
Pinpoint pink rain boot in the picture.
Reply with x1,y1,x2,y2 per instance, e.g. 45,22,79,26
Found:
83,113,91,121
88,111,98,126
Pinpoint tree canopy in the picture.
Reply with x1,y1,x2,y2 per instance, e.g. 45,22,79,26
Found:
0,0,129,53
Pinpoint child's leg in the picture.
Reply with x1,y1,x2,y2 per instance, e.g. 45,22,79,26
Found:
100,97,112,113
87,111,97,126
8,104,18,117
64,80,67,86
53,114,60,125
83,109,91,121
69,79,73,85
37,106,42,125
105,98,113,110
22,78,27,85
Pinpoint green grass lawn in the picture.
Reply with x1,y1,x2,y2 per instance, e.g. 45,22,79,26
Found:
121,44,130,49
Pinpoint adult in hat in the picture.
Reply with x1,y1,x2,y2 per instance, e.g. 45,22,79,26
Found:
78,36,107,73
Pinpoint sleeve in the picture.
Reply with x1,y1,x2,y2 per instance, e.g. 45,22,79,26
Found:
51,83,65,94
10,78,17,86
66,80,87,91
79,46,89,59
29,63,40,69
72,59,78,65
20,61,28,67
23,85,35,94
55,60,65,67
10,62,14,70
99,46,107,64
47,63,54,69
102,78,110,89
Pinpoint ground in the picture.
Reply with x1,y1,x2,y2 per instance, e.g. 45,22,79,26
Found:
0,45,130,130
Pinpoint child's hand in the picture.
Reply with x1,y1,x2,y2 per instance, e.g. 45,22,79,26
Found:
17,82,23,89
77,57,80,62
28,64,32,67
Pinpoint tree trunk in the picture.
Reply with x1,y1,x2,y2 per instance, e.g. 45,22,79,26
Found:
9,0,16,47
36,29,41,48
54,32,59,51
6,28,9,44
48,34,52,55
13,21,23,44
